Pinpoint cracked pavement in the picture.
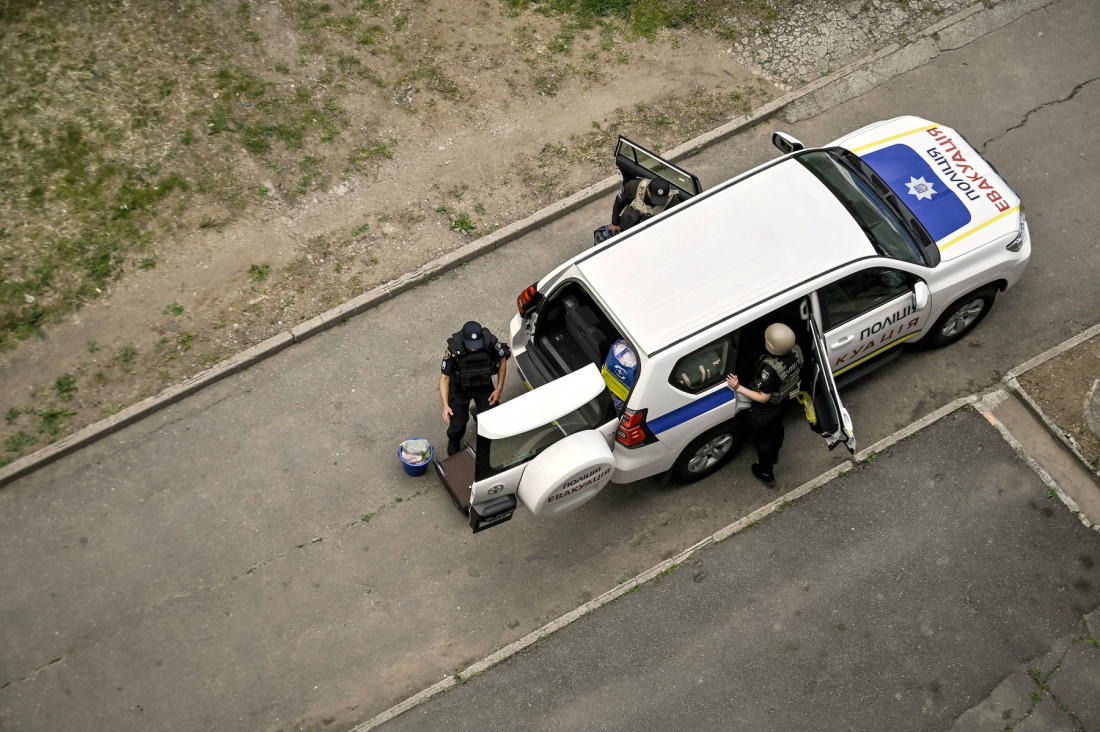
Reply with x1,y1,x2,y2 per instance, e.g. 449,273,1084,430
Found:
948,611,1100,731
983,76,1100,150
732,0,980,88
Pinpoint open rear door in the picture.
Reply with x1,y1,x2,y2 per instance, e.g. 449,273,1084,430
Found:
436,365,617,533
615,136,702,199
804,304,856,454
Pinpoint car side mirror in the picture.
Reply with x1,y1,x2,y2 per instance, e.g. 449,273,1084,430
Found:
912,281,930,310
772,132,805,155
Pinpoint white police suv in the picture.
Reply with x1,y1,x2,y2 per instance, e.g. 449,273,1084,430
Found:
437,116,1029,532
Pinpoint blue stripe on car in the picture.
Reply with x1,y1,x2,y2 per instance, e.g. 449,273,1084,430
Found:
648,387,736,435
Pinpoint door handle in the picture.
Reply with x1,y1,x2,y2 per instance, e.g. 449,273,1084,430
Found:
830,335,855,350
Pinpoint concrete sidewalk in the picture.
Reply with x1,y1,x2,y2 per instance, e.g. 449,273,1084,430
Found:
367,338,1100,731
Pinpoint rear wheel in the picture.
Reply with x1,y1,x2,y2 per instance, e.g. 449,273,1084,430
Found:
927,286,997,348
670,422,743,483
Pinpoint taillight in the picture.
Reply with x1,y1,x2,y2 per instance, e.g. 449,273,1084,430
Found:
616,408,653,447
517,284,538,317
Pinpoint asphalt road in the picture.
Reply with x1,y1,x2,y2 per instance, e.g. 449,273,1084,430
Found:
374,408,1100,731
2,0,1099,730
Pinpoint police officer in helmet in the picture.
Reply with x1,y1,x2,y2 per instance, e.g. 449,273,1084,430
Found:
725,323,804,488
440,320,511,456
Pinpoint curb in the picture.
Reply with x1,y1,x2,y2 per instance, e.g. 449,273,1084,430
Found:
0,0,1056,489
1002,322,1100,478
975,393,1096,531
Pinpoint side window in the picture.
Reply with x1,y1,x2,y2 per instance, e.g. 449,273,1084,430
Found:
669,334,736,394
818,268,913,331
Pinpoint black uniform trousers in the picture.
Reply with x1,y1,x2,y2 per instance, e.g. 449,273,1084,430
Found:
749,402,787,474
446,387,494,445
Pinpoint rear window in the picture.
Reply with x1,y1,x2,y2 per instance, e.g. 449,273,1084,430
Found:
475,392,615,479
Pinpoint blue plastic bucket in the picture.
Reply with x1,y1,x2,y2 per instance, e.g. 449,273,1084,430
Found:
399,438,433,477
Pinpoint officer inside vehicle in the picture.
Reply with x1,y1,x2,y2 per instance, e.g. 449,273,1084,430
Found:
440,320,510,456
725,323,804,488
609,177,681,234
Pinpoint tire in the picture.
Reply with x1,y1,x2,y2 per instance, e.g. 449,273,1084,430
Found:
670,422,743,483
926,286,997,348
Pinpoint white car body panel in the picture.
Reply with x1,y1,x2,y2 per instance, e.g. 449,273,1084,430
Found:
578,162,874,356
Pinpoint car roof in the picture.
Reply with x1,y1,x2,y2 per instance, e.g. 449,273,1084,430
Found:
575,157,875,355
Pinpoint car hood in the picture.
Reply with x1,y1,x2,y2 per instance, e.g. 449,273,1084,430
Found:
831,116,1022,260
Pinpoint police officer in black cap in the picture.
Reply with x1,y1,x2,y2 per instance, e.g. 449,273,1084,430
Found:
610,177,681,234
439,320,511,455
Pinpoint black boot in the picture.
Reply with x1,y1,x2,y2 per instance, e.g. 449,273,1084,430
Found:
751,463,776,488
447,438,461,456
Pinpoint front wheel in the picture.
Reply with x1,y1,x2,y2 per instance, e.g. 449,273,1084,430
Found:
926,286,997,348
670,422,743,483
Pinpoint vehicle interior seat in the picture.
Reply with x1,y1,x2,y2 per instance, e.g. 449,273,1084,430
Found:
674,349,724,390
563,295,611,367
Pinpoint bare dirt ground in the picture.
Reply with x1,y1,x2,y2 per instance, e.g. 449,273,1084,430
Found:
1017,334,1100,471
1,0,777,461
10,0,1092,471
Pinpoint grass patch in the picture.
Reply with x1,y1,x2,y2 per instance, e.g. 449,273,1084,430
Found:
116,345,137,364
4,430,36,452
54,374,77,401
34,407,75,436
348,139,395,172
0,1,370,352
451,212,476,234
505,0,780,44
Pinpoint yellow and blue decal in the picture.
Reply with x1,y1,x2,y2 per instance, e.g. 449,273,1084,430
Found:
852,122,1020,251
861,144,972,241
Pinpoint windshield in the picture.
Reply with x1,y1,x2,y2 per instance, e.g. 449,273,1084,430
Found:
794,150,925,265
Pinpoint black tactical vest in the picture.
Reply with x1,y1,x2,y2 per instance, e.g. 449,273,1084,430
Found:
449,333,495,391
759,345,803,404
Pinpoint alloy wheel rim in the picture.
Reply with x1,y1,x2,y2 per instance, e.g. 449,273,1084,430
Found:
941,299,985,338
688,434,734,473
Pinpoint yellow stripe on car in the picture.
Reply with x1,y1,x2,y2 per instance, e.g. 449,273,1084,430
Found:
848,123,937,153
833,332,921,376
939,206,1021,251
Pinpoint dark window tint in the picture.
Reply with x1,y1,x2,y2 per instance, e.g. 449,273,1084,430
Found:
819,268,912,331
474,391,615,480
669,334,737,394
